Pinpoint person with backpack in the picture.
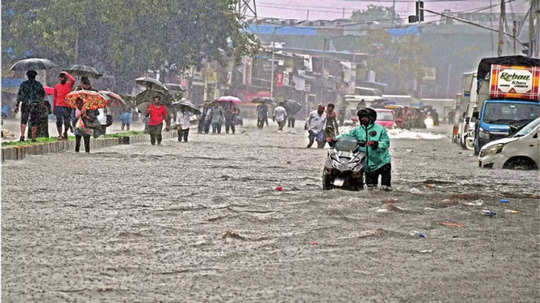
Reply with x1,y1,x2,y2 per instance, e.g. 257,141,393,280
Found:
14,70,45,142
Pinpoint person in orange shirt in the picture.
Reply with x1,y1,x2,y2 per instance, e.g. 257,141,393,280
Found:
145,96,170,145
53,71,75,139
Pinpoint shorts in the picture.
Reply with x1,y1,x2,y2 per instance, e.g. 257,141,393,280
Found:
309,130,324,142
55,106,72,127
21,103,40,127
120,112,132,125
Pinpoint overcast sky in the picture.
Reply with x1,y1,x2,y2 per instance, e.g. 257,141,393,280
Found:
256,0,530,21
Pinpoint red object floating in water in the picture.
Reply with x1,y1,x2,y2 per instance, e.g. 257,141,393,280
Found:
312,242,318,245
275,186,283,191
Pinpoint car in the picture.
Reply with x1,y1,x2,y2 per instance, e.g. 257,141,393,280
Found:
478,117,540,170
374,108,395,128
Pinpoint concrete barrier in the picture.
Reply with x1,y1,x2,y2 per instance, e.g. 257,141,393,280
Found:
2,130,177,163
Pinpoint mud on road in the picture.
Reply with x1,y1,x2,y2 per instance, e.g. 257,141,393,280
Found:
2,123,539,302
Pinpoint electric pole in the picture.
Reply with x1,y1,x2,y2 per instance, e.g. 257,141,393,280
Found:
498,0,506,56
530,0,540,57
513,20,517,54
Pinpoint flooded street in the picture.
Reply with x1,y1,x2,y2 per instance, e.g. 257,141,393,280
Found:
2,121,539,302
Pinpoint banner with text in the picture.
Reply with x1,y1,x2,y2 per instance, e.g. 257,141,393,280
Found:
489,64,540,101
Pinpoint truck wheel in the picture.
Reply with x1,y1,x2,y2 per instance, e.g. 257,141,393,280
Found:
473,138,480,155
322,171,334,190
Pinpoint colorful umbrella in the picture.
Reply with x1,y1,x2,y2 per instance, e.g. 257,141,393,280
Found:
217,96,242,104
65,90,108,110
99,90,126,108
10,58,57,71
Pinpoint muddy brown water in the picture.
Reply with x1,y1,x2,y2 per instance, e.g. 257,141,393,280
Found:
2,122,539,302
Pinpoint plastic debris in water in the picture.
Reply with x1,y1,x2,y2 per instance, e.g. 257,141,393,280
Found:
426,184,435,188
275,186,283,191
499,199,509,203
312,241,318,245
441,221,464,228
410,231,426,238
504,209,520,214
482,209,496,217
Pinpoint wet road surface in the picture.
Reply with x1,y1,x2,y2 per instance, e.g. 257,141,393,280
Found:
2,122,539,302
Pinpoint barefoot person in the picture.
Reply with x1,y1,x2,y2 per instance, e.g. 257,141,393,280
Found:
15,70,45,142
305,104,326,148
145,96,170,145
53,71,75,139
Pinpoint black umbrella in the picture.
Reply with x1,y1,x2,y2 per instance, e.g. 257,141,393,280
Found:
172,100,201,115
65,64,102,78
10,58,58,71
252,97,274,104
165,83,185,91
134,89,169,106
135,77,168,92
284,99,302,115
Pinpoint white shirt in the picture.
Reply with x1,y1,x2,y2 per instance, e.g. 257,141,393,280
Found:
307,110,326,133
175,111,192,129
274,106,287,122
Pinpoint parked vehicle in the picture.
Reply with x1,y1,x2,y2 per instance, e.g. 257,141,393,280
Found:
472,56,540,155
374,108,395,128
322,136,365,190
478,117,540,169
456,72,477,150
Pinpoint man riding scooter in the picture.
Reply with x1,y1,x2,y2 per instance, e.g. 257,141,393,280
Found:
338,108,392,190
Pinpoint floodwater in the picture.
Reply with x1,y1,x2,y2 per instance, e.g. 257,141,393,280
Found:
2,121,539,302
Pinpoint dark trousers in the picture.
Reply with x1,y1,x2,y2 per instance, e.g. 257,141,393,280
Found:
288,117,295,128
149,124,163,145
212,122,221,134
225,118,235,134
366,163,391,187
177,128,189,142
75,135,90,153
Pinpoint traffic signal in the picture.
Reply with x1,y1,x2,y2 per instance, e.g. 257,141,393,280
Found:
409,1,424,23
416,1,424,22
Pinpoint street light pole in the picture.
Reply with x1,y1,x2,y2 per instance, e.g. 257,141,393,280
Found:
269,26,278,100
270,41,275,100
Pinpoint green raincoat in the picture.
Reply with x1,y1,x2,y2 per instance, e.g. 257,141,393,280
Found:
339,123,391,171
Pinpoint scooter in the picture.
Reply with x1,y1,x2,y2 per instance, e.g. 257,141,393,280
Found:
322,136,366,190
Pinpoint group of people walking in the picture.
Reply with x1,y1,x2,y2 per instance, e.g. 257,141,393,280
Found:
198,102,240,135
15,70,113,152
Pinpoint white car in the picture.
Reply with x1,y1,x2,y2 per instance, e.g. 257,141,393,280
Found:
478,117,540,169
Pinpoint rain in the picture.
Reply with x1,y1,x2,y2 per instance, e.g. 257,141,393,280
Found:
1,0,539,302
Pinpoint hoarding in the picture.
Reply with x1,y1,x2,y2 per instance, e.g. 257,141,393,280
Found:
489,64,540,101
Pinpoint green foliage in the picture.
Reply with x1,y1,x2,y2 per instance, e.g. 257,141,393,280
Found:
351,5,400,24
362,29,428,90
2,0,259,87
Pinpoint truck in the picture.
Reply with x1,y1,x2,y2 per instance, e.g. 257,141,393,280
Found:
456,72,478,150
472,55,540,155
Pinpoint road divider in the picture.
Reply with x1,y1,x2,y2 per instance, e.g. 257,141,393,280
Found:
1,130,177,162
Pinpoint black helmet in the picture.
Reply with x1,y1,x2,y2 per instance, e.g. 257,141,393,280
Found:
357,107,377,124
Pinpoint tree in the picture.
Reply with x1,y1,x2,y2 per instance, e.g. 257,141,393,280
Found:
351,5,400,25
362,29,427,93
1,0,259,91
